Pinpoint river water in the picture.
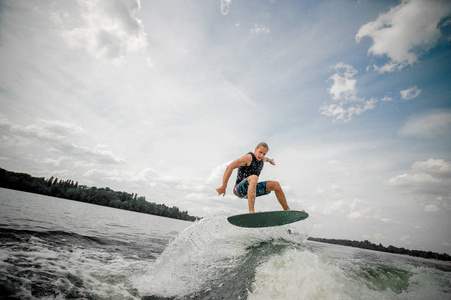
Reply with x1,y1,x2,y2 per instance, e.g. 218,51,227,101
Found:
0,188,449,299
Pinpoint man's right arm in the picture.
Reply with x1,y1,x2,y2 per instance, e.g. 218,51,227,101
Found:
216,154,252,197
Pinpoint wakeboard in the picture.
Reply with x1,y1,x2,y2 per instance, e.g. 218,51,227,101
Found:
227,210,308,228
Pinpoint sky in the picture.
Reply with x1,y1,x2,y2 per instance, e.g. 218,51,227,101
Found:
0,0,450,254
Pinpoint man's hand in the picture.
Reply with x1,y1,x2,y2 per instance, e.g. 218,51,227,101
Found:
267,158,276,165
216,186,226,197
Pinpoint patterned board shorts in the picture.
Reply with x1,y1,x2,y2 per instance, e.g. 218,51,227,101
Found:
233,178,271,199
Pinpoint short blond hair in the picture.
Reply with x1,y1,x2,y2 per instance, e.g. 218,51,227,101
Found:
256,142,269,150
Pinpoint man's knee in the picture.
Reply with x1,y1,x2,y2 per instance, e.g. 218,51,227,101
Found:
267,180,281,191
248,175,258,185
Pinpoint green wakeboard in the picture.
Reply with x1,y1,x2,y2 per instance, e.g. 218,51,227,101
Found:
227,210,309,228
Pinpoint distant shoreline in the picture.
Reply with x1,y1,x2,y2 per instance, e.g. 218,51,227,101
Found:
307,237,451,263
0,167,199,222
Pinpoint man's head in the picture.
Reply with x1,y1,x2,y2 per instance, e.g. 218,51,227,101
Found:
256,142,269,151
254,142,269,161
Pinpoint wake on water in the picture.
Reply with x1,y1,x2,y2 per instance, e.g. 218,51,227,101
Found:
136,213,450,300
1,208,449,299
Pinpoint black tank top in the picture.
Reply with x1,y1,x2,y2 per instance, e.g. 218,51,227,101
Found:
235,152,264,185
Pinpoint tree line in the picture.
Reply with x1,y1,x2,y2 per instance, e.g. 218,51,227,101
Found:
307,237,451,262
0,167,198,222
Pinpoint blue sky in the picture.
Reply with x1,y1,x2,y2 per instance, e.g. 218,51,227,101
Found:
1,0,450,254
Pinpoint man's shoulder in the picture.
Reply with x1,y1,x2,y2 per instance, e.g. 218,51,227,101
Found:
239,153,253,166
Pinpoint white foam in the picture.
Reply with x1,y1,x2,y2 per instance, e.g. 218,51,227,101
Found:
248,247,451,300
0,236,143,299
135,211,299,298
248,248,358,300
400,267,451,299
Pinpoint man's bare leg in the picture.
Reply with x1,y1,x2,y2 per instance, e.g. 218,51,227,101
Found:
247,175,258,213
266,181,290,210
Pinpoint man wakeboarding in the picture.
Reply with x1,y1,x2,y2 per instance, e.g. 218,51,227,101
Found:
216,142,290,213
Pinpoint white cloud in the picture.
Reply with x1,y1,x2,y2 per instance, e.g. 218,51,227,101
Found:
424,204,439,213
347,98,377,117
399,234,411,242
347,211,362,220
373,233,384,240
328,63,358,101
207,162,231,185
320,100,377,122
251,24,270,35
356,0,451,72
0,117,85,143
319,104,347,121
320,63,377,121
398,111,451,138
82,167,186,193
388,158,451,209
84,166,212,192
220,0,233,15
72,144,127,164
400,86,421,100
412,158,451,177
388,158,451,213
347,199,371,220
0,117,125,165
362,234,385,240
389,172,440,187
381,96,394,102
324,200,344,215
57,0,149,66
41,157,69,167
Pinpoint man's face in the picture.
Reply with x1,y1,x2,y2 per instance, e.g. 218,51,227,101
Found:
254,146,268,161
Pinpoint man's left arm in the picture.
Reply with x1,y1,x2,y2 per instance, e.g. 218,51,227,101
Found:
264,157,276,165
